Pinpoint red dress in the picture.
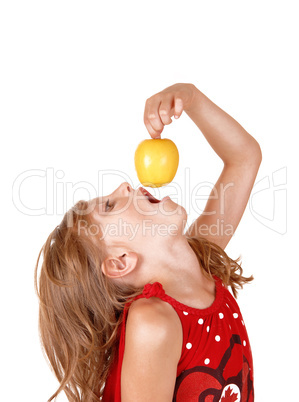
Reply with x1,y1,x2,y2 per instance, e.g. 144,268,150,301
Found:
103,276,254,401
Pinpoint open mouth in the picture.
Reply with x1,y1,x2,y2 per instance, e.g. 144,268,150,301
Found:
139,187,161,203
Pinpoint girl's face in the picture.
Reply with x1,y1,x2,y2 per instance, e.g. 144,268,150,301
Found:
87,182,187,250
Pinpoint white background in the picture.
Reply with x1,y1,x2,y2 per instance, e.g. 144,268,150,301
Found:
1,1,298,401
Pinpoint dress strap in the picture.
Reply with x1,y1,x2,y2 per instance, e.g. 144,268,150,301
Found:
122,283,165,318
123,276,224,319
142,282,166,299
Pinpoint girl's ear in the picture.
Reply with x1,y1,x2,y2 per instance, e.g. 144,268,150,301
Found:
101,251,138,278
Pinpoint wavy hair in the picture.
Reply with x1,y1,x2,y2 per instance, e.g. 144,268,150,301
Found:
185,235,253,298
35,201,252,401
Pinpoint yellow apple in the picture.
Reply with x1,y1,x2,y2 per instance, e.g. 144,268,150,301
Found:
134,138,179,188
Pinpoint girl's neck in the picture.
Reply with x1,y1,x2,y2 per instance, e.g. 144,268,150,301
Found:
141,236,216,309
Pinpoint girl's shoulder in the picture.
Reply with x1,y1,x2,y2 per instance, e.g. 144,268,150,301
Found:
123,297,183,371
127,295,182,341
121,297,183,398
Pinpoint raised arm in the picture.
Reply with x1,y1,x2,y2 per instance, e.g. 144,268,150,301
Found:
183,85,262,249
144,83,262,250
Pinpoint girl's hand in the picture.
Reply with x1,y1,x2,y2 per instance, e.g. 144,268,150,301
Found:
144,83,196,138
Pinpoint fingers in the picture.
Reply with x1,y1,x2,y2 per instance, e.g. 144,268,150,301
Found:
144,96,174,139
144,99,163,138
144,84,195,138
174,97,184,119
159,98,173,126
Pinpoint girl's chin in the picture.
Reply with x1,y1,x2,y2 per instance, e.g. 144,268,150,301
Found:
159,205,187,226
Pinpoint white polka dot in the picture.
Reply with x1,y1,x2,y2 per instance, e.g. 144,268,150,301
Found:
183,311,188,316
243,340,247,347
198,318,204,325
206,326,210,332
242,320,245,326
233,313,238,319
215,335,221,342
186,342,192,349
219,312,224,319
204,358,210,365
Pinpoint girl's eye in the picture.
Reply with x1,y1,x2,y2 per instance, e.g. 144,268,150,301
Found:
105,199,113,212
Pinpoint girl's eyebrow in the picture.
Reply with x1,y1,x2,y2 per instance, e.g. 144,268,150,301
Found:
95,196,106,205
98,198,111,214
98,200,106,210
89,198,106,215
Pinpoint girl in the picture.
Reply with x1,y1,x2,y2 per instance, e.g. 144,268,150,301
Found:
35,83,262,401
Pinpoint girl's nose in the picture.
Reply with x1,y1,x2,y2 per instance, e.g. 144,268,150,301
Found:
119,182,132,194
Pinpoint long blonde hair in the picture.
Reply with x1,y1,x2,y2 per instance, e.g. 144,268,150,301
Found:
35,200,252,401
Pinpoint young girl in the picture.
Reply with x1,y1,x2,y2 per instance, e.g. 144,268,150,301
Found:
35,83,262,401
